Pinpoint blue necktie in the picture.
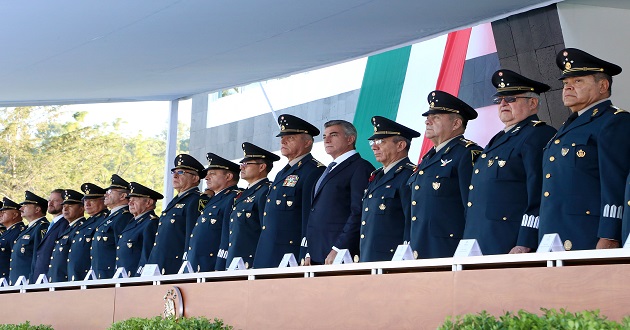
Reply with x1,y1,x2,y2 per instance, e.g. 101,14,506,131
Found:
314,162,337,194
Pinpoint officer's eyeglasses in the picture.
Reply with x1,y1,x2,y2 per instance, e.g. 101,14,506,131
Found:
492,96,531,104
369,139,384,146
240,162,262,167
171,169,196,176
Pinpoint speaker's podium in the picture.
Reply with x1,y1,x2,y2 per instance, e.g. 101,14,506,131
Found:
1,238,630,329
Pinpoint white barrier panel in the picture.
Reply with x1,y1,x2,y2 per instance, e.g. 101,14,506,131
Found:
141,264,161,277
454,239,483,257
332,249,353,264
178,261,194,274
537,233,565,252
279,253,298,268
392,244,415,261
228,257,246,271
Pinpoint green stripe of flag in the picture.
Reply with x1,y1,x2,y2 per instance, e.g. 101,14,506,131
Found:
352,46,412,167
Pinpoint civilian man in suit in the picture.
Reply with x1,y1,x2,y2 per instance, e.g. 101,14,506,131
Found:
48,189,85,282
91,174,133,279
0,200,25,280
187,153,240,272
11,193,49,285
221,143,278,270
254,115,325,269
117,182,162,277
67,183,109,281
145,154,207,275
407,91,482,259
32,189,67,282
305,120,374,265
360,116,419,262
539,48,630,250
463,70,557,255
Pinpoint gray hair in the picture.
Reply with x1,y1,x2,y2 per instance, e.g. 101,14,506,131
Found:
324,120,357,147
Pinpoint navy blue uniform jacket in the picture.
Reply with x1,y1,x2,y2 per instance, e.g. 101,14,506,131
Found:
187,185,239,272
360,158,414,262
407,136,482,259
0,222,25,279
91,206,133,279
539,101,630,250
67,209,109,281
255,154,325,268
223,179,269,270
118,211,159,277
306,153,374,263
48,218,84,282
463,115,556,254
32,217,68,282
146,187,205,275
10,218,48,285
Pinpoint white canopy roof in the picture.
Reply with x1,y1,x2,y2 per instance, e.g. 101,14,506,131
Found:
0,0,560,106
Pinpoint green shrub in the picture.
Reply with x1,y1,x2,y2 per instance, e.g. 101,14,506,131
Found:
0,322,53,330
439,308,630,329
108,316,232,330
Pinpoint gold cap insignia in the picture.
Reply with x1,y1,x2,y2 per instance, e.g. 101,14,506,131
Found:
565,62,571,70
499,82,505,88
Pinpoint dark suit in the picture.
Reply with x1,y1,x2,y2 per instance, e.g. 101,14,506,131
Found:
463,115,556,254
146,187,205,275
187,185,239,272
32,217,68,282
67,209,109,281
0,222,26,279
222,179,269,269
254,154,325,268
306,152,374,264
91,206,133,279
9,218,48,285
117,211,159,277
48,218,84,282
360,158,414,262
407,136,482,259
539,101,630,250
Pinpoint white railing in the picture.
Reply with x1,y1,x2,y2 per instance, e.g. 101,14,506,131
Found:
2,248,630,294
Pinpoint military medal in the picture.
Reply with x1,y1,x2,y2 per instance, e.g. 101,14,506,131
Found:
283,175,299,187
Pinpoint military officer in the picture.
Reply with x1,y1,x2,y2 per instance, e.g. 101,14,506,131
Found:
220,142,279,270
67,183,109,281
91,175,133,279
187,153,240,272
10,193,49,285
145,154,207,275
0,200,25,280
463,70,557,255
117,182,162,277
254,115,325,269
407,91,482,259
539,48,630,250
360,116,420,262
48,189,85,282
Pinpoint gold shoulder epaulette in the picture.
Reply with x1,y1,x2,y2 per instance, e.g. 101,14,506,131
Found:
371,168,383,176
403,162,416,170
531,120,546,126
614,108,628,115
459,138,478,148
314,159,325,167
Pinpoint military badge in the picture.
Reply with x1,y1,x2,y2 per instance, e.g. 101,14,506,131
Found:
246,196,255,203
487,159,494,167
237,212,242,217
175,204,185,209
20,247,25,254
23,235,30,240
211,219,217,225
170,219,176,224
432,182,440,190
127,242,133,248
561,148,569,156
379,204,386,211
283,175,299,187
576,149,586,158
287,201,293,207
276,200,281,205
103,237,108,242
246,213,251,218
498,160,506,167
86,237,91,242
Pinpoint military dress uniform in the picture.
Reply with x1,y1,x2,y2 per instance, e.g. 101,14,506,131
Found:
358,116,420,262
91,174,134,279
187,152,241,272
91,205,132,279
146,154,207,275
8,193,49,285
117,182,162,277
48,189,84,283
219,142,279,270
254,114,325,269
538,48,630,250
407,91,482,259
0,221,26,280
463,70,557,254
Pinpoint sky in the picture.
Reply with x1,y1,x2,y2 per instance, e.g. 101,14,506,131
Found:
63,99,192,138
